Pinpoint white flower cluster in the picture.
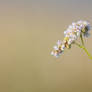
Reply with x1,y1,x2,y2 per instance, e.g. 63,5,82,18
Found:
51,20,91,57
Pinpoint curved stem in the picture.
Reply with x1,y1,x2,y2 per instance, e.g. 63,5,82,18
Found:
82,47,92,60
75,42,92,60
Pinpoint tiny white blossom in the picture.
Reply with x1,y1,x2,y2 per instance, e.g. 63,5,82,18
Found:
53,46,58,50
57,40,62,46
51,51,54,55
72,22,76,26
61,44,65,50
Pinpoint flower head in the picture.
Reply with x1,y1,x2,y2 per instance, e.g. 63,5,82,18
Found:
51,40,65,57
77,20,91,37
51,20,91,57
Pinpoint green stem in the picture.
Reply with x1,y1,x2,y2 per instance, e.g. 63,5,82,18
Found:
75,42,92,60
80,34,84,46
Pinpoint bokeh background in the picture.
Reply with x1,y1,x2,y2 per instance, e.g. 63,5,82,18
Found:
0,0,92,92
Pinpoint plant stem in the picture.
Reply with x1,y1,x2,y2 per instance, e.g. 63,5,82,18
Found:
80,33,84,46
75,42,92,60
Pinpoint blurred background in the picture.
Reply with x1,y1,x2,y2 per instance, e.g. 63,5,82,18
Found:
0,0,92,92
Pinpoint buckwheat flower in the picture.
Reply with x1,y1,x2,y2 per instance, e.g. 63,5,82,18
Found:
68,39,73,45
77,20,83,24
83,22,90,37
61,44,65,50
64,22,81,45
51,40,65,57
68,25,73,29
53,45,58,50
72,22,76,26
77,20,91,37
57,40,62,46
51,20,92,59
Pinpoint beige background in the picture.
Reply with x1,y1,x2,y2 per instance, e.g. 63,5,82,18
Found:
0,0,92,92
